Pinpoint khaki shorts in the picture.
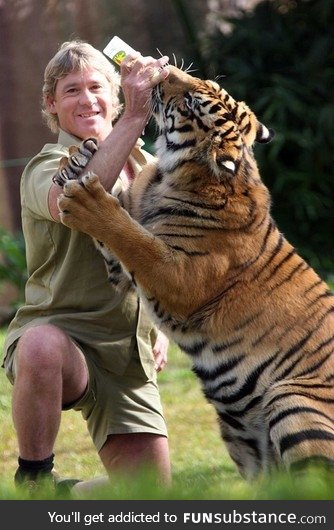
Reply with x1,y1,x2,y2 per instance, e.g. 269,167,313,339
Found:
4,340,168,453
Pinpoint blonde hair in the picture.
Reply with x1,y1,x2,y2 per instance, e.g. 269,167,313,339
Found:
42,40,122,133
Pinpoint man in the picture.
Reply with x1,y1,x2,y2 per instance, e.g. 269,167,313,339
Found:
2,40,171,495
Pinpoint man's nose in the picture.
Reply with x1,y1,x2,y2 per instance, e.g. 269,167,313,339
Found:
79,89,96,105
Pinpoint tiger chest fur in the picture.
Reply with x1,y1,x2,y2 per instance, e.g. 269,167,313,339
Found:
57,65,334,480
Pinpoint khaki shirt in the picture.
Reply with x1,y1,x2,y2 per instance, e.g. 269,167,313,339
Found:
3,130,157,378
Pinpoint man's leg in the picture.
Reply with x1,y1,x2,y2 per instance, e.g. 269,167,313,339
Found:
12,324,88,485
99,433,171,486
72,433,171,495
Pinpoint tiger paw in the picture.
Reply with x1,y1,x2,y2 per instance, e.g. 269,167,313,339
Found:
53,138,98,187
58,172,118,241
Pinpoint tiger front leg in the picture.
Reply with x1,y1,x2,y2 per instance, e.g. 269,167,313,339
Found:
58,172,200,318
53,138,98,187
60,170,132,293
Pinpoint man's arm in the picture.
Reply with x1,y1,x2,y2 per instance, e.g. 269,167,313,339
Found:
48,54,169,221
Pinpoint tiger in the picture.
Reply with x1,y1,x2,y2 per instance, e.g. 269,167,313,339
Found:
55,65,334,481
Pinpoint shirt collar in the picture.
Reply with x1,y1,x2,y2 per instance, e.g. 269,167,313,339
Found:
57,129,82,148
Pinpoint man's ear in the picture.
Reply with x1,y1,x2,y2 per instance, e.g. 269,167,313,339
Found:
46,95,57,115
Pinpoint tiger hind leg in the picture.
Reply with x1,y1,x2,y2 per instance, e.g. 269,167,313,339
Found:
263,380,334,477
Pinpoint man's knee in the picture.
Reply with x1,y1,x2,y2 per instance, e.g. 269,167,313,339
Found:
16,325,69,373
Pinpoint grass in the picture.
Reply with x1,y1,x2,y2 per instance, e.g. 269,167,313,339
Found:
0,327,333,500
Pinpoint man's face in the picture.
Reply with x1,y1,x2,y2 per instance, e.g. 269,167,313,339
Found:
47,67,115,141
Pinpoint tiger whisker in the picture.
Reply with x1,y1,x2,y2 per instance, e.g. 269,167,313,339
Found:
215,74,226,83
143,96,153,113
185,62,197,74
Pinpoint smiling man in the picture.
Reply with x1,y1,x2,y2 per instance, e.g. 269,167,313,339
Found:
2,40,171,495
47,68,116,143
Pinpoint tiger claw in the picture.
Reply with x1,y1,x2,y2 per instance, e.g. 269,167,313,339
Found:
53,137,98,187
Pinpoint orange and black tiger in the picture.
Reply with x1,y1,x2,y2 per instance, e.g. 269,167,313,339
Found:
56,65,334,480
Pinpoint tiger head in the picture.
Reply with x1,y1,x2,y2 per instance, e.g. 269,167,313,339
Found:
153,65,274,180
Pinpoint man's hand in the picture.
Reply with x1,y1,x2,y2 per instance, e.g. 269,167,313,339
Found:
120,54,169,122
152,330,169,372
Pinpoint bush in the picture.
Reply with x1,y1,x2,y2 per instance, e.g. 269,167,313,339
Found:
205,0,334,277
0,228,27,306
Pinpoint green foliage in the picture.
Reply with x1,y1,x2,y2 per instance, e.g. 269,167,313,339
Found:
205,0,334,277
0,228,27,304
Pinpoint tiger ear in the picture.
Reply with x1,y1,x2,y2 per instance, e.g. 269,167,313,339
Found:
206,132,239,176
256,123,275,144
211,148,237,176
217,158,236,174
